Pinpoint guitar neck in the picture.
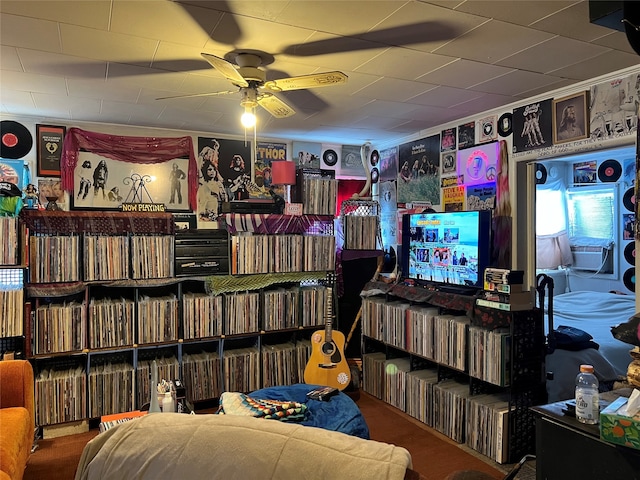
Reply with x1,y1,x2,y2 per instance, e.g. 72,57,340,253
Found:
324,286,334,343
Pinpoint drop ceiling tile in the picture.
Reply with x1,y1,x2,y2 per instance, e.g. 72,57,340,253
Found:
416,59,514,89
496,36,610,74
59,24,159,63
375,2,488,53
350,115,412,130
434,19,555,64
1,46,22,71
593,31,637,55
0,0,111,29
19,49,107,79
354,77,435,102
1,70,67,95
399,104,458,122
68,77,142,104
453,1,574,26
531,1,616,42
472,70,565,96
549,50,640,81
111,0,222,48
354,99,424,118
454,92,522,114
355,48,455,80
32,91,101,115
0,13,61,53
105,64,188,91
275,1,402,36
518,79,576,100
0,88,36,111
408,85,484,108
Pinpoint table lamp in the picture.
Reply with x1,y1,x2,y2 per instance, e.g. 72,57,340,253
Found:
271,160,297,204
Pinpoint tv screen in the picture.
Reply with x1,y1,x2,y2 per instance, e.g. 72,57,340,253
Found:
401,210,492,289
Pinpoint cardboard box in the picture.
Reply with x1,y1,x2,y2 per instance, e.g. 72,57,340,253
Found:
599,397,640,450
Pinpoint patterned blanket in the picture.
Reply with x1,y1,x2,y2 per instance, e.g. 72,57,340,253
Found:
217,392,307,422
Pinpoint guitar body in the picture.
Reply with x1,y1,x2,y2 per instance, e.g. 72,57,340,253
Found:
304,328,351,390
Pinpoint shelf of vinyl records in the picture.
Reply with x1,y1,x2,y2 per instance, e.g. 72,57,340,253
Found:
230,233,335,274
0,215,26,358
30,283,331,426
297,175,338,215
360,292,545,465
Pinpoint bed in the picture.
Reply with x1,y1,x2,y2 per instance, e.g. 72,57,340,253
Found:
543,291,637,402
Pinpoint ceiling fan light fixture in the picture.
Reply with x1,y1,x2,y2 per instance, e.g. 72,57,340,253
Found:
241,107,256,128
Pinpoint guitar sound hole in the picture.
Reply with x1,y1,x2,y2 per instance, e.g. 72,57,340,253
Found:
321,342,336,356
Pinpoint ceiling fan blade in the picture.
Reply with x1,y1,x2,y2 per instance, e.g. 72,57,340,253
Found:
156,90,237,100
257,93,296,118
263,72,347,92
201,53,249,87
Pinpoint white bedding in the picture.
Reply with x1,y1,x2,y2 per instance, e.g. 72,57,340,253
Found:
544,291,636,377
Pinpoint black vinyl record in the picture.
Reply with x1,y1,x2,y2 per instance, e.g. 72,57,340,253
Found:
623,187,635,212
535,164,547,185
498,112,512,137
322,149,338,167
597,159,622,182
371,167,379,183
1,120,33,159
623,267,636,292
370,149,379,166
624,241,636,265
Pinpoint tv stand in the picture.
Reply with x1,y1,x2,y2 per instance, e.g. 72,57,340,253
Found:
434,283,480,296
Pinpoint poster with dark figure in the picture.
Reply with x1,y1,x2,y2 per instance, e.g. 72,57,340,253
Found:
196,137,252,226
397,135,440,205
457,121,476,149
512,99,553,153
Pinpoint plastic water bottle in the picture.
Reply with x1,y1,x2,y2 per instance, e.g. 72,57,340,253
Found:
575,364,599,424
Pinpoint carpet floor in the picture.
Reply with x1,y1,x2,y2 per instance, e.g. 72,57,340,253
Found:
23,392,515,480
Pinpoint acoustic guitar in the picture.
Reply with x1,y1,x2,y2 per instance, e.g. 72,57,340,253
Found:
304,286,351,390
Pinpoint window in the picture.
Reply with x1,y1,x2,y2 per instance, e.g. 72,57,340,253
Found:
566,186,616,241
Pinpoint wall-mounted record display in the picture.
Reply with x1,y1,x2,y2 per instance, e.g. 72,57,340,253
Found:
624,241,635,265
1,120,33,159
322,148,338,167
623,187,635,212
498,113,512,137
597,159,622,182
535,164,547,185
623,267,635,292
370,149,379,167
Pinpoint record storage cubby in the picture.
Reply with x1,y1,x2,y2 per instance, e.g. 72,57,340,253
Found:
360,281,546,464
19,210,337,427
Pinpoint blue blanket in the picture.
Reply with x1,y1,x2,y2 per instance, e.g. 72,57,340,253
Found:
249,384,370,439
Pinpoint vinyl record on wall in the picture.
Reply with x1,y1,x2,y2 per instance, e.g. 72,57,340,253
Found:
624,241,636,265
0,120,33,159
370,149,379,166
623,267,636,292
498,113,513,137
535,164,547,185
322,148,338,167
623,187,635,212
597,159,622,182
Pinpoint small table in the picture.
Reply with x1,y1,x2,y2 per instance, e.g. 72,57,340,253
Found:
531,393,640,480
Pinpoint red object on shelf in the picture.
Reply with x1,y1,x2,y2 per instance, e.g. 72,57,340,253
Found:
271,161,297,186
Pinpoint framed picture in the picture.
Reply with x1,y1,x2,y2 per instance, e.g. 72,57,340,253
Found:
36,124,66,176
553,92,589,145
72,150,190,211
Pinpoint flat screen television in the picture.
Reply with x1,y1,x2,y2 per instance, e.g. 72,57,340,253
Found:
401,210,492,291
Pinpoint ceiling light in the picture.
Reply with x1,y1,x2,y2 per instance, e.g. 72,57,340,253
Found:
241,107,256,128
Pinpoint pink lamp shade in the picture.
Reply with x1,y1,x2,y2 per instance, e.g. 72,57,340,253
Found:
271,160,297,186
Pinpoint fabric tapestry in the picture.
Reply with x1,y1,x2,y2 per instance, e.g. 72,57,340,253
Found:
217,392,307,422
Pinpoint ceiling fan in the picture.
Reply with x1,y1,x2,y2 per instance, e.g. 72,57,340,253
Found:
157,50,348,119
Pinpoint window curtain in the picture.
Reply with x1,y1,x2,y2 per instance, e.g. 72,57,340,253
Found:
60,128,198,210
536,169,571,269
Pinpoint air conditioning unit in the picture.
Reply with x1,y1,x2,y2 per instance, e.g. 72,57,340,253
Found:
570,245,613,273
